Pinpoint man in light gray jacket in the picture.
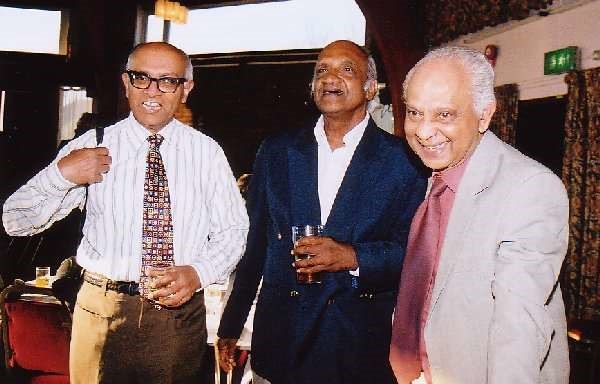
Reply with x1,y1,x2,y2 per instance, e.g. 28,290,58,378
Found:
390,46,569,384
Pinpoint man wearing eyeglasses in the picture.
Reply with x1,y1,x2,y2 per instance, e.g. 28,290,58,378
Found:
3,42,249,383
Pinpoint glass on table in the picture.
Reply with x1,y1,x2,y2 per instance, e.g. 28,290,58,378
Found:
35,266,51,288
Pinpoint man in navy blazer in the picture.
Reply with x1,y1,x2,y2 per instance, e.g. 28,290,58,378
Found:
217,40,426,384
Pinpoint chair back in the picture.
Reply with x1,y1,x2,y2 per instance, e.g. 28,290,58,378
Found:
0,280,71,383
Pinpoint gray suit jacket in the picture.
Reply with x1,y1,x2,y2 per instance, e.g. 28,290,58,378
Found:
424,132,569,384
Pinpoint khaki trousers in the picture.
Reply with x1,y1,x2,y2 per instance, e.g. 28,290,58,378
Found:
70,280,207,384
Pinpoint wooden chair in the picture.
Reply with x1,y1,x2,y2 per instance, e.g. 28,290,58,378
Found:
0,280,71,383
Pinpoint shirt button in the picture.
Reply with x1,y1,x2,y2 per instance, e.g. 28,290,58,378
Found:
277,233,282,240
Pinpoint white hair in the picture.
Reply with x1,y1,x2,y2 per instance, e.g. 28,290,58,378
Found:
126,42,194,81
403,46,495,115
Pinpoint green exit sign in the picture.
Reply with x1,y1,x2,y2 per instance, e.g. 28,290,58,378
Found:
544,46,578,75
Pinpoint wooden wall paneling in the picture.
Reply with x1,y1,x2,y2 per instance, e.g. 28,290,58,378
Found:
68,0,139,124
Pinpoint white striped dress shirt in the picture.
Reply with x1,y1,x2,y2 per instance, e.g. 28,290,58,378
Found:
3,114,249,286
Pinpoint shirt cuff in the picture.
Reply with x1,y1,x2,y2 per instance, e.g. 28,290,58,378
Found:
42,163,77,194
192,258,224,291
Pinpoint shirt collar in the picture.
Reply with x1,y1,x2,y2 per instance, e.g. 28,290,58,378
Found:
433,156,471,193
313,113,370,151
127,113,177,147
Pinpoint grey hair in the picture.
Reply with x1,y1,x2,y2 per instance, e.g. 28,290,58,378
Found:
364,55,378,109
403,46,495,115
364,55,378,90
126,42,194,81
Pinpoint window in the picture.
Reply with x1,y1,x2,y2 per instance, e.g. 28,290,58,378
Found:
0,6,64,54
146,15,166,42
58,88,93,141
148,0,365,53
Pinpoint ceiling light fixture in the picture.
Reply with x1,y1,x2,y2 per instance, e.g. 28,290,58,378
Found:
155,0,188,24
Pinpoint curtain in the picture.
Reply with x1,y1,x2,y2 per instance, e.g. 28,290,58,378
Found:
58,88,93,142
489,83,518,145
562,68,600,321
424,0,552,46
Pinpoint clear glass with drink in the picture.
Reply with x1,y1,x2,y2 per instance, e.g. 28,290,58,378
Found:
141,260,174,299
291,225,323,284
35,266,51,287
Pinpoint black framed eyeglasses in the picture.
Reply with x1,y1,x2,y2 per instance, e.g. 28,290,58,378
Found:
125,70,187,93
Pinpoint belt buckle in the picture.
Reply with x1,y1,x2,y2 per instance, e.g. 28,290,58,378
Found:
116,282,139,296
126,282,139,296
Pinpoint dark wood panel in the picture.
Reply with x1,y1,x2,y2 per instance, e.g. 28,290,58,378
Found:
0,52,72,91
190,61,319,176
516,96,566,176
1,90,59,195
0,0,74,10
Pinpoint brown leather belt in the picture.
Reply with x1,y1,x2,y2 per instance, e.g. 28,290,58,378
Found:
83,271,139,296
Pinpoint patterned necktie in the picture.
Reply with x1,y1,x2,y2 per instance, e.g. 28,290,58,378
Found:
390,176,447,383
140,134,174,298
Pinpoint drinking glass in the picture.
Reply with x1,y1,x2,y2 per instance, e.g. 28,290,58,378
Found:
291,225,323,284
35,266,51,288
141,260,174,299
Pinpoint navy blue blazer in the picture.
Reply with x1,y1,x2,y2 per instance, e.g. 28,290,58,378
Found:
218,119,426,384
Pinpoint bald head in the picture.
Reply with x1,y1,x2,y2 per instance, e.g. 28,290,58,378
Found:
313,40,377,93
321,40,367,61
126,42,194,81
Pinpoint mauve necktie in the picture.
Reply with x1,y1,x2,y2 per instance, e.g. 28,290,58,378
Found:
139,134,174,298
390,176,447,383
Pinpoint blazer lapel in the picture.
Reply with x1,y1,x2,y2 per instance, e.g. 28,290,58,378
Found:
287,128,321,226
429,132,502,312
325,121,384,240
